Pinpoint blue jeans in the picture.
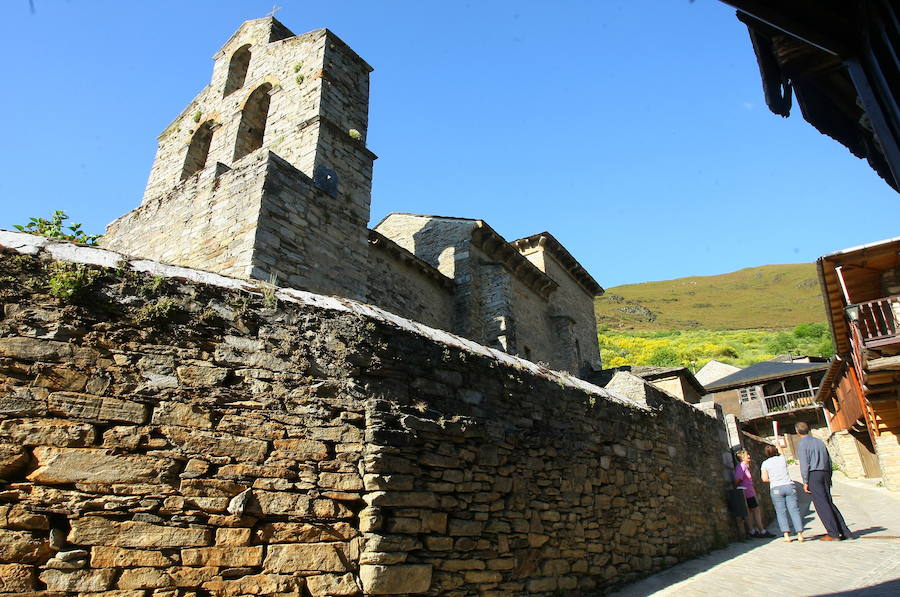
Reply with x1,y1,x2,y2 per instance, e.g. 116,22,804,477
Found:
771,483,803,533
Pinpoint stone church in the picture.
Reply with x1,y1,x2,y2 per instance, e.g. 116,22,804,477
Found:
102,17,603,376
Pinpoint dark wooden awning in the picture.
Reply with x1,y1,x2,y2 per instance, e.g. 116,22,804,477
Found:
721,0,900,191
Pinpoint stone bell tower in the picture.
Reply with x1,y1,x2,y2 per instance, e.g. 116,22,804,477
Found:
102,17,376,300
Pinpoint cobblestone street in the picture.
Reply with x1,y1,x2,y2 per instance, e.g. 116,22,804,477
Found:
610,466,900,596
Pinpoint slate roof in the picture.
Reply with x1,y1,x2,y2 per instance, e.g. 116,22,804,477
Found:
704,360,830,392
591,366,706,397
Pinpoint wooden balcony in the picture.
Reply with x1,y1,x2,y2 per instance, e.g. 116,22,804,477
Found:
850,296,900,349
764,388,817,413
741,388,819,420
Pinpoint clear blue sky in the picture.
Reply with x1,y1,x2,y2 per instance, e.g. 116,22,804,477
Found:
2,1,896,288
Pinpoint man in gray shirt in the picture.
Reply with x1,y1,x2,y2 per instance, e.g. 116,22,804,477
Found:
796,422,853,540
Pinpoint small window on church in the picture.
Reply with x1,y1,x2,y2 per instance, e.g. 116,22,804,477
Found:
223,45,251,97
233,83,272,161
181,121,215,180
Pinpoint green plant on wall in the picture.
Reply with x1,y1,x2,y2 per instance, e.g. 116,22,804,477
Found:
135,297,178,325
47,262,99,301
15,210,102,245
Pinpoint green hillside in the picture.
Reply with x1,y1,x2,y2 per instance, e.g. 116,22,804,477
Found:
594,263,833,369
595,263,824,332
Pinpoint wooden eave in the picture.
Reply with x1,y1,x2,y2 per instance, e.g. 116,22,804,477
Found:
723,0,900,191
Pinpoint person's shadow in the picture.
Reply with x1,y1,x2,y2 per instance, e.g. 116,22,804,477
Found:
790,481,886,538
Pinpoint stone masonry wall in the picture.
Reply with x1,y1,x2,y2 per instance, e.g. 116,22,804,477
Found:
874,430,900,491
827,431,867,479
0,234,738,595
252,153,369,302
528,250,601,373
103,152,269,280
366,240,455,331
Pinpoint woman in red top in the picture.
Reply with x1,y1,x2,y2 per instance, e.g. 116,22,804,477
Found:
735,450,774,538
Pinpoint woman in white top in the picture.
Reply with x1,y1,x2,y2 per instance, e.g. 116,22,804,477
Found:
760,444,805,542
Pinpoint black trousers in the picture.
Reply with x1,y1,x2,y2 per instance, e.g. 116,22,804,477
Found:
808,470,852,538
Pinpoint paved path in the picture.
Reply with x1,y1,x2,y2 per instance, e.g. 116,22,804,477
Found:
610,466,900,596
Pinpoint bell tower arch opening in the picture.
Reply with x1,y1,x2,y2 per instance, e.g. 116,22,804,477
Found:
180,120,215,180
233,83,272,161
223,44,251,97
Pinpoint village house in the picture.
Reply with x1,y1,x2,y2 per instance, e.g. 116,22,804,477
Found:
703,358,831,457
593,366,705,405
815,237,900,489
100,16,603,377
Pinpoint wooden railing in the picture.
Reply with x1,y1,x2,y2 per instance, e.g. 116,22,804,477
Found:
764,388,817,413
854,296,900,348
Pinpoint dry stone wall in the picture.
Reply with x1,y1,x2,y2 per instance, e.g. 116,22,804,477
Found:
0,234,738,596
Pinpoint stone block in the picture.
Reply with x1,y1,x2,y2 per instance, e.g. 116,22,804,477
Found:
0,444,29,480
464,570,502,583
359,564,432,595
181,546,263,567
0,564,36,593
202,572,303,596
0,387,47,417
0,529,51,563
90,546,177,568
255,522,357,544
162,427,269,462
217,463,296,480
175,365,230,387
69,517,211,548
33,365,89,392
363,491,438,508
180,479,246,497
358,552,407,565
168,566,220,587
102,425,148,450
269,438,329,461
0,418,96,447
48,392,149,424
526,577,558,592
118,567,172,590
28,447,177,485
423,536,453,551
263,543,349,573
312,498,354,518
363,474,414,491
422,511,447,534
0,505,49,530
152,401,214,428
318,472,363,490
253,491,311,516
0,337,72,361
448,519,483,536
215,528,252,546
305,572,359,596
384,517,420,534
40,568,116,592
